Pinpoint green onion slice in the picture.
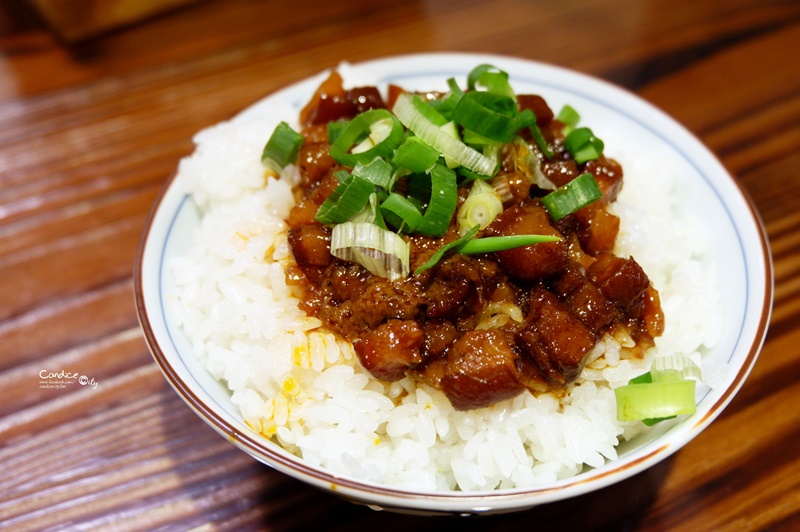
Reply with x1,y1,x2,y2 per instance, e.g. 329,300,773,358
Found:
467,64,513,97
392,136,440,173
452,91,520,143
261,121,304,169
330,221,410,281
327,120,349,144
456,179,503,236
513,138,556,191
477,71,515,99
413,229,559,275
414,225,480,275
349,192,387,229
412,96,448,127
651,355,702,383
392,93,497,176
428,77,464,119
564,127,604,164
380,193,423,233
556,104,581,134
520,108,553,160
414,163,459,238
329,109,404,167
628,371,653,385
458,234,561,255
352,157,394,189
541,172,602,221
315,174,375,224
615,379,697,422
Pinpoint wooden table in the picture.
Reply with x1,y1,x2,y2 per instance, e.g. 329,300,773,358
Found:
1,0,798,529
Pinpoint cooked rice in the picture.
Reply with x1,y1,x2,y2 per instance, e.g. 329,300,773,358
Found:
168,81,721,492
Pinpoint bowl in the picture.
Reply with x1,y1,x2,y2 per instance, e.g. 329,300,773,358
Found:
134,52,773,515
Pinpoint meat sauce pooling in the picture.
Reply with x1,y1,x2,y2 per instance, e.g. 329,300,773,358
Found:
285,72,665,411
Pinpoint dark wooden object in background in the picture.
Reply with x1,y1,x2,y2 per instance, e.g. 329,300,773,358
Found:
1,0,799,529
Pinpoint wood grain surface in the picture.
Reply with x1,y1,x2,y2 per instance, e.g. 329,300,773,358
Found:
1,0,799,529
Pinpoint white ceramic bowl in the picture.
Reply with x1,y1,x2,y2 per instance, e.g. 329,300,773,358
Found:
134,53,773,515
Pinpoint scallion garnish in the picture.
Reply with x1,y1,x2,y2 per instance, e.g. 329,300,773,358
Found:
616,356,701,426
519,107,554,160
427,77,464,119
651,355,702,383
564,127,604,164
315,174,375,225
467,64,514,98
261,121,304,169
329,109,404,167
333,169,351,183
615,379,697,424
306,66,612,282
413,228,560,275
392,93,497,176
414,225,480,275
352,157,394,190
414,163,458,238
380,192,423,233
452,91,521,144
349,192,387,230
456,179,503,236
330,222,410,281
458,234,561,255
411,96,449,127
556,104,581,135
541,172,602,221
327,120,349,144
392,136,440,173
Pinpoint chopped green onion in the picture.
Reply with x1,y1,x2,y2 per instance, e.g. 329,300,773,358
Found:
330,222,410,281
457,166,493,183
261,121,304,169
556,104,581,134
461,128,497,146
352,157,394,189
329,109,404,167
333,169,351,183
628,371,653,385
414,163,458,238
392,136,440,173
414,225,480,275
615,379,697,422
541,172,602,221
428,77,464,119
452,91,520,143
521,108,553,160
564,127,604,164
380,193,423,233
315,174,375,224
327,120,349,144
476,70,515,99
350,192,387,229
412,96,448,127
513,138,556,191
456,179,503,236
392,93,497,176
438,121,463,169
458,234,561,254
515,108,536,128
467,64,496,90
651,355,702,383
467,64,513,97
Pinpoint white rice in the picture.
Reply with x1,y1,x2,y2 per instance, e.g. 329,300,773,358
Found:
168,89,721,492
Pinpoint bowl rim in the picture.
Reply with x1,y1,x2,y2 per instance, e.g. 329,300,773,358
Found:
134,51,774,512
